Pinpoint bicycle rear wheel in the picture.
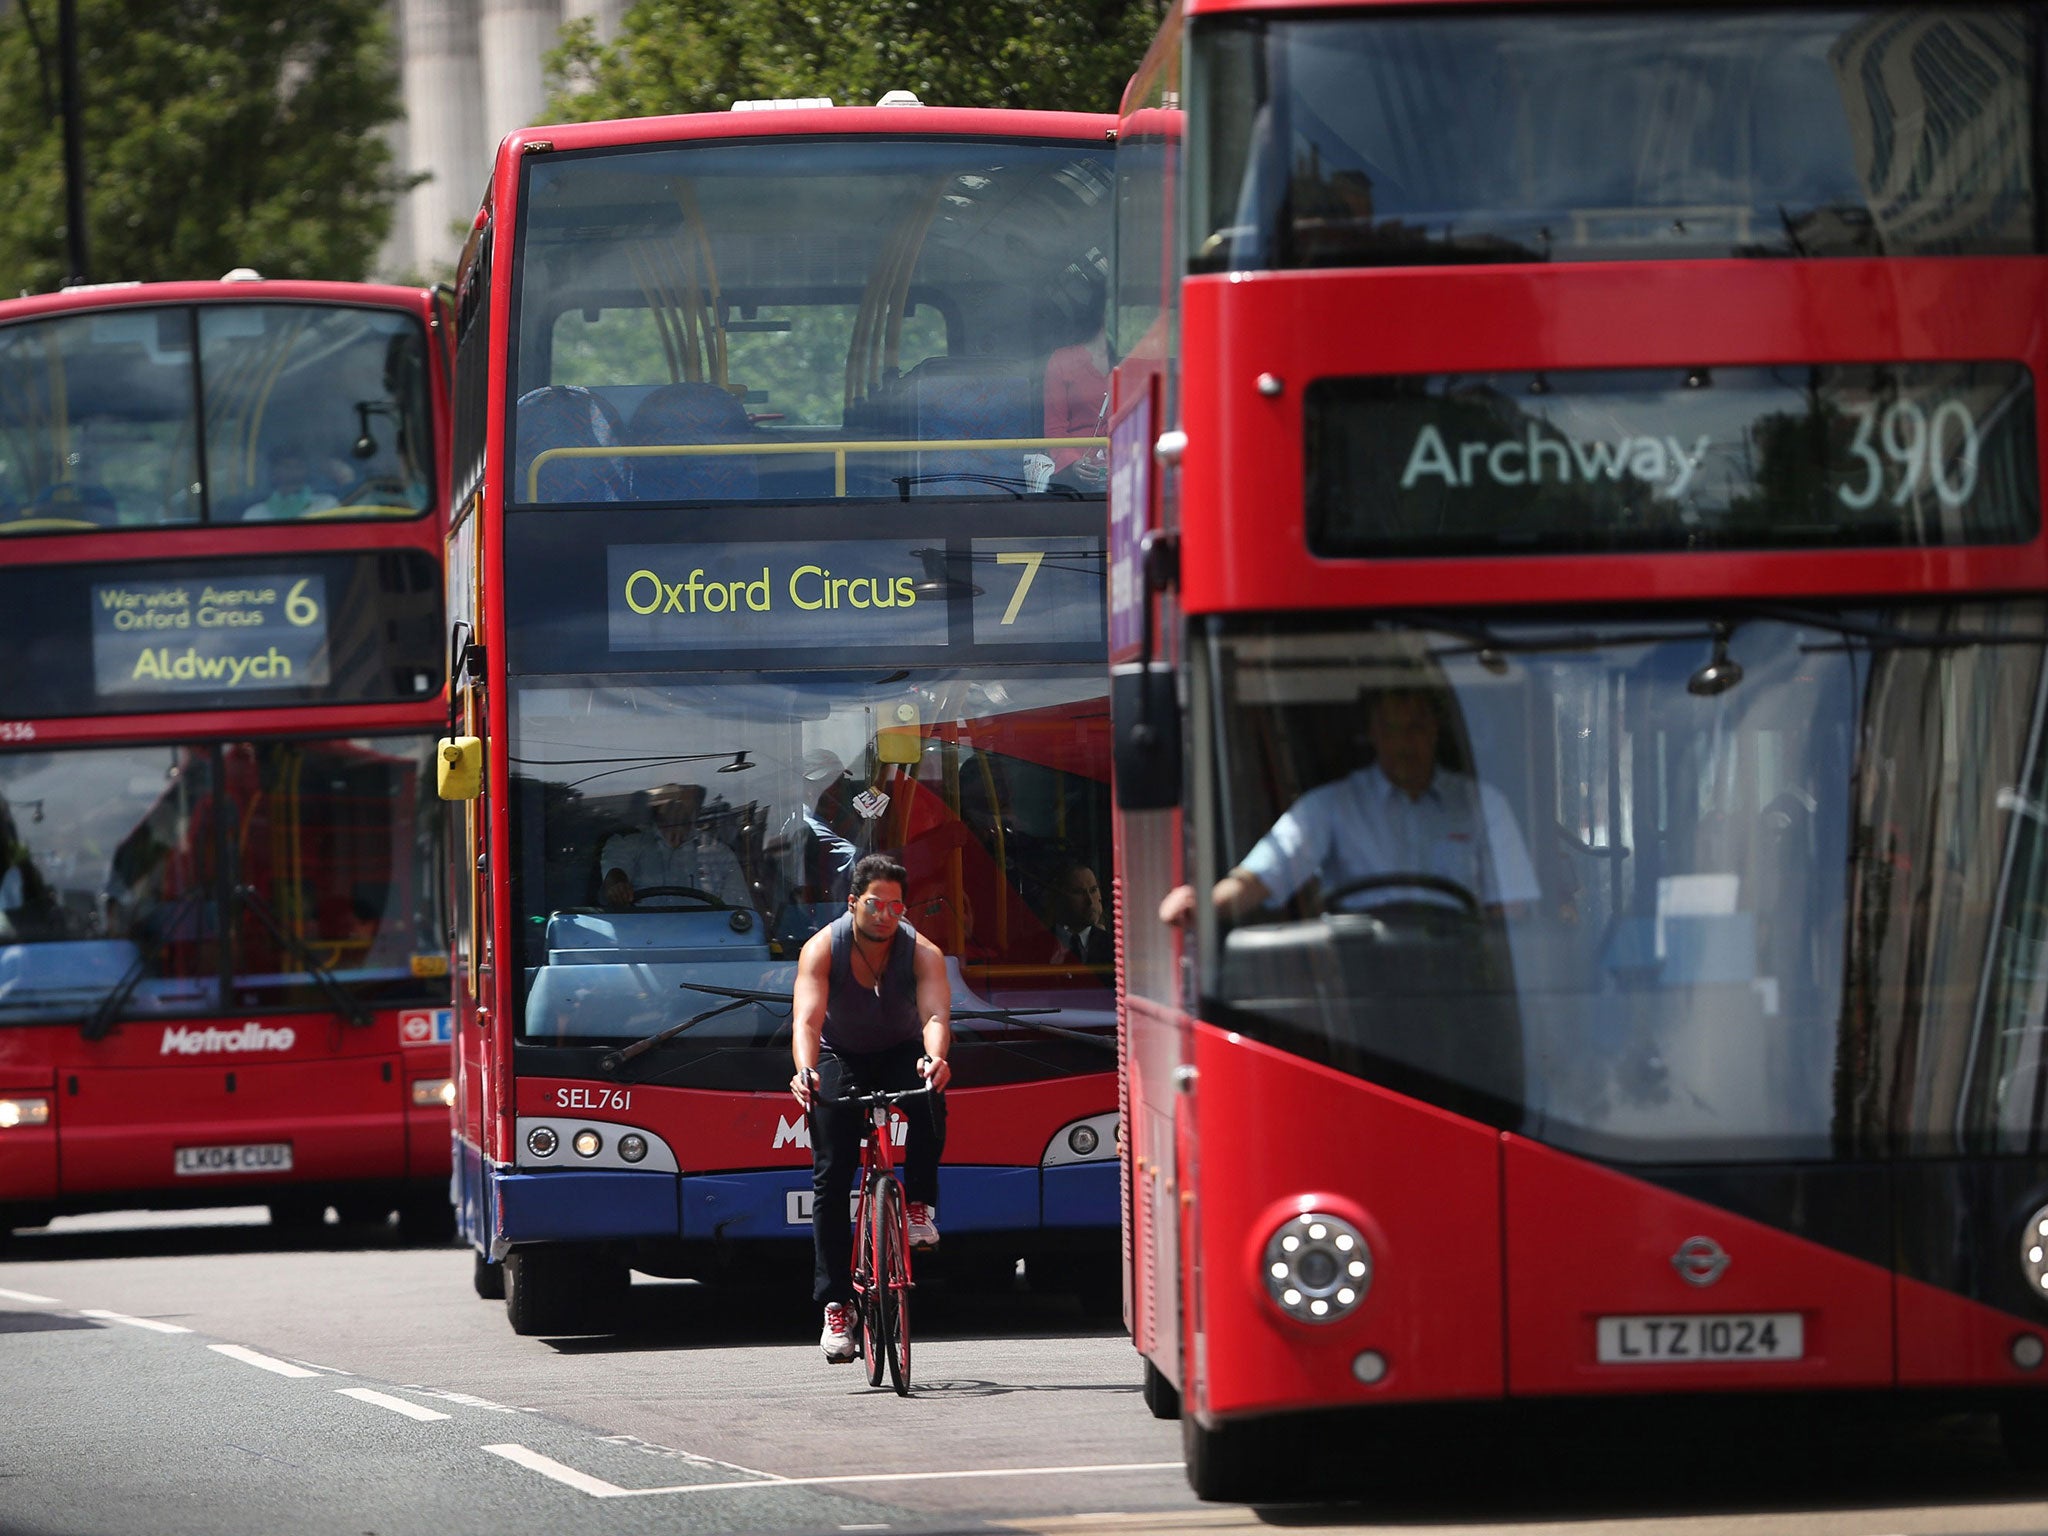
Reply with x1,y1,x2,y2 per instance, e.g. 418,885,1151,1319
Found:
876,1176,912,1395
859,1178,891,1388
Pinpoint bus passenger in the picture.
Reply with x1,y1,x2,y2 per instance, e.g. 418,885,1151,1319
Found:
788,854,952,1364
1042,270,1110,480
598,782,751,910
1161,686,1539,926
1044,860,1112,965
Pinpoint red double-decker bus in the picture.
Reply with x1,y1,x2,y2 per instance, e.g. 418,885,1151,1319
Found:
1111,0,2048,1499
440,97,1123,1333
0,277,455,1241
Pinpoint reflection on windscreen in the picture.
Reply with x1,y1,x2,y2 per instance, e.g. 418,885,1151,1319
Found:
0,737,448,1024
509,672,1117,1065
1205,605,2048,1161
1193,7,2037,269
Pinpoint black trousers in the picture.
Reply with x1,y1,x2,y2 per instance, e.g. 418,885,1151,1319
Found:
810,1040,946,1305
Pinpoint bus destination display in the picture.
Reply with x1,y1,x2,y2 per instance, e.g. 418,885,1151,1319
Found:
91,574,331,696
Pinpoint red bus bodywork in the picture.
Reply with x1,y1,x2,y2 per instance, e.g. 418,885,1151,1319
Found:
0,279,455,1236
1112,0,2048,1499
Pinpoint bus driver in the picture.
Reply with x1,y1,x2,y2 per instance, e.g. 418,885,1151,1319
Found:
789,854,952,1364
1161,685,1540,926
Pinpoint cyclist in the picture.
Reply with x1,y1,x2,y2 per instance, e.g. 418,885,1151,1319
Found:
790,853,953,1363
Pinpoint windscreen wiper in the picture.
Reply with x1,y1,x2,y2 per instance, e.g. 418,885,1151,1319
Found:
597,983,774,1074
81,890,203,1042
233,885,371,1029
949,1003,1117,1055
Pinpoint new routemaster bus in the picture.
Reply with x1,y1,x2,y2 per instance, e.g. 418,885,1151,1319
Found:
439,97,1122,1334
1110,0,2048,1499
0,276,455,1241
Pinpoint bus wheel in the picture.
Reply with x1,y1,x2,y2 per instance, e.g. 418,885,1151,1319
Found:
472,1250,506,1300
505,1248,628,1335
1182,1411,1273,1503
2001,1401,2048,1473
1142,1359,1181,1420
268,1199,327,1232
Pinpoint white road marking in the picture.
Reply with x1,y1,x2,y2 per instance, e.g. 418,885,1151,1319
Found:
78,1309,192,1334
483,1446,1181,1500
402,1386,533,1413
288,1360,354,1375
339,1387,451,1421
485,1443,633,1496
0,1287,59,1304
209,1344,321,1379
595,1433,784,1480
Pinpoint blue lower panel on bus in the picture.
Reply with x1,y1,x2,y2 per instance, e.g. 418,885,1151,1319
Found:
682,1166,1042,1241
1042,1160,1118,1228
494,1167,680,1243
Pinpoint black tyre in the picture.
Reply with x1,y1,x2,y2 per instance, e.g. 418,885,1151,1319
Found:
267,1198,327,1232
1142,1358,1181,1420
1182,1410,1276,1503
472,1249,506,1300
856,1184,887,1387
504,1247,627,1336
876,1177,911,1395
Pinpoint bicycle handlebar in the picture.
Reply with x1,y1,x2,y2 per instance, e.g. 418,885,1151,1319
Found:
819,1082,936,1109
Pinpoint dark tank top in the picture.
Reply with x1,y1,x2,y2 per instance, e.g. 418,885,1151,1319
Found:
823,911,923,1054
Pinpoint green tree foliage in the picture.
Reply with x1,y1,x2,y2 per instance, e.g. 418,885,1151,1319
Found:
545,0,1165,124
0,0,411,293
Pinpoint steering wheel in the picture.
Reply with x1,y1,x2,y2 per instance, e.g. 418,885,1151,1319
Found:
1320,871,1483,921
339,474,415,506
629,885,727,909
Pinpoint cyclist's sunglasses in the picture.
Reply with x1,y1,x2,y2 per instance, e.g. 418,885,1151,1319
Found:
859,896,908,917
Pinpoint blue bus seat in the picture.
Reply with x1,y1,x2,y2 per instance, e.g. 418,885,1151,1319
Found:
514,384,630,502
625,382,759,501
907,357,1043,495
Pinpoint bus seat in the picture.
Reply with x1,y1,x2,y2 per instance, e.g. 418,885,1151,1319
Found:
906,357,1042,496
625,382,758,501
514,384,630,503
26,481,119,526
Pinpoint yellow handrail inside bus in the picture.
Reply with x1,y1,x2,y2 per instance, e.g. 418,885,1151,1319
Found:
526,435,1108,501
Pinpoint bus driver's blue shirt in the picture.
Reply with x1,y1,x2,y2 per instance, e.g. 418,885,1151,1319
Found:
1237,764,1539,911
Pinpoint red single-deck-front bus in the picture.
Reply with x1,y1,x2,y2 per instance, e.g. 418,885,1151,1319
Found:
439,97,1123,1333
0,276,455,1241
1111,0,2048,1499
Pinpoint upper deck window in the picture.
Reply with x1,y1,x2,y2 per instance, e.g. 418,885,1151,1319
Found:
0,303,435,533
1191,7,2039,271
509,136,1114,504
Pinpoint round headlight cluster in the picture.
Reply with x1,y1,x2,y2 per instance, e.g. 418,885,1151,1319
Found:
1263,1211,1370,1325
618,1133,649,1164
1068,1124,1100,1157
2022,1203,2048,1298
572,1128,603,1158
526,1125,559,1157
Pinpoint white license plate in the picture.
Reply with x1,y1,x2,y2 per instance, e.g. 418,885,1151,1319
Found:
174,1142,293,1177
1596,1312,1803,1363
785,1189,864,1225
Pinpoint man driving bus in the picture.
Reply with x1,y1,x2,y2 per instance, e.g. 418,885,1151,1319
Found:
1161,685,1539,925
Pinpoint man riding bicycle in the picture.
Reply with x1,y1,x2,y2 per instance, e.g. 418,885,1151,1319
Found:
790,853,953,1363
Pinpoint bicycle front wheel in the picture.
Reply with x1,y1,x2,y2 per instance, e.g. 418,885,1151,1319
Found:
875,1176,912,1395
856,1180,887,1387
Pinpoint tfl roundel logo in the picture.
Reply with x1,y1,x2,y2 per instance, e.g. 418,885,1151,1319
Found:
1671,1236,1731,1287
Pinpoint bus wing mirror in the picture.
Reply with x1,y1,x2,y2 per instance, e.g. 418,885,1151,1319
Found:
437,736,483,801
1112,663,1181,811
876,700,922,765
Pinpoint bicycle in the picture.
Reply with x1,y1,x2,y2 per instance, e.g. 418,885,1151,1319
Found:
805,1074,931,1395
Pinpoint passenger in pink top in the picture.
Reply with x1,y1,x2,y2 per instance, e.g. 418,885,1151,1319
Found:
1042,274,1111,481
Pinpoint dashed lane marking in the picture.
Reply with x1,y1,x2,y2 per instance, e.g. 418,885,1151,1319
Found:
482,1446,1182,1500
78,1309,192,1334
209,1344,321,1379
0,1288,58,1305
339,1387,451,1422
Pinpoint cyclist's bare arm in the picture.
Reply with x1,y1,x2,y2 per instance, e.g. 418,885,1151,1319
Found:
912,931,953,1092
789,927,832,1105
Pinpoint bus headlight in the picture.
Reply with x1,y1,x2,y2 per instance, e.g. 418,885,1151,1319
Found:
526,1125,559,1158
617,1133,648,1164
572,1128,603,1158
0,1096,51,1129
410,1078,455,1108
2022,1202,2048,1299
1067,1124,1099,1157
1264,1211,1370,1325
